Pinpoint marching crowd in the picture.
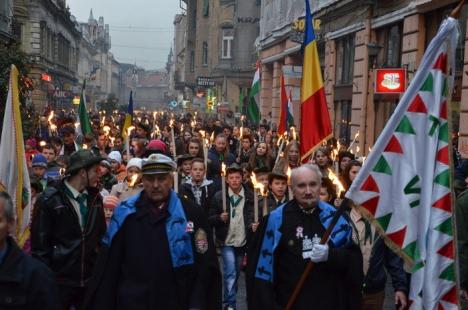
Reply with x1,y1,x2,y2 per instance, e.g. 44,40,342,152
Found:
4,109,468,310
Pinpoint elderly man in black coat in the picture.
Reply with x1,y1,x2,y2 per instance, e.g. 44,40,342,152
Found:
85,153,221,310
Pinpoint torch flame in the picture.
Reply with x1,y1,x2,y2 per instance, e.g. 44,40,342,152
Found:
82,144,88,150
109,136,115,146
327,168,346,197
276,134,283,147
103,126,111,136
59,168,65,176
47,111,54,123
170,119,174,127
210,131,215,143
286,166,292,185
251,172,267,196
127,126,135,136
128,173,139,187
199,130,205,138
354,131,360,140
221,162,226,176
290,127,296,140
39,141,46,147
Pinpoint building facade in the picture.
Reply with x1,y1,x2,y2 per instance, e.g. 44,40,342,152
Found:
180,0,260,117
0,0,13,44
259,0,468,157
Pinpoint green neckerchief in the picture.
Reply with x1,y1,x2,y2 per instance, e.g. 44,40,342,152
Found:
219,152,225,162
229,195,243,218
63,185,89,229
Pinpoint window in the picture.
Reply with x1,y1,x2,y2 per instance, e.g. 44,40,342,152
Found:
40,22,54,61
57,34,70,68
376,23,402,68
335,35,355,85
336,100,352,144
190,51,195,72
221,28,233,59
202,42,208,66
203,0,209,17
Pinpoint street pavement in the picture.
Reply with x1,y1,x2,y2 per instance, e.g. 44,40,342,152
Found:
234,272,396,310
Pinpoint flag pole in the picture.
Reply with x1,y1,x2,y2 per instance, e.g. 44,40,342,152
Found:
449,0,465,18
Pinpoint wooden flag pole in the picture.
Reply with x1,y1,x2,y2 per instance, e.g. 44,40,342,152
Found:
450,0,465,18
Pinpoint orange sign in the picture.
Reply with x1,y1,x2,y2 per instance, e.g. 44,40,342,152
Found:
41,73,52,82
375,69,406,94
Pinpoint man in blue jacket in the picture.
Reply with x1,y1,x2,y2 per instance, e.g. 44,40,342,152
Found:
86,153,221,310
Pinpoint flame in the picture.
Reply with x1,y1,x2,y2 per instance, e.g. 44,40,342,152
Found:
47,111,54,123
39,141,46,147
290,127,296,140
109,136,115,146
74,122,80,129
328,168,345,197
337,140,341,151
199,130,205,138
221,162,226,176
82,144,88,149
356,146,360,155
181,124,184,133
127,126,135,136
59,168,65,176
354,131,360,140
368,146,372,154
240,126,243,139
251,172,267,196
50,124,57,132
191,120,196,128
103,126,111,136
170,119,174,127
286,166,292,185
276,134,283,147
210,131,215,143
128,173,139,187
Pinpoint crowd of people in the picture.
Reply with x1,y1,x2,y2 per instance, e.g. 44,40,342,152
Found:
10,108,468,310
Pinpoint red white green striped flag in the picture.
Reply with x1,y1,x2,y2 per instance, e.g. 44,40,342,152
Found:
346,17,459,309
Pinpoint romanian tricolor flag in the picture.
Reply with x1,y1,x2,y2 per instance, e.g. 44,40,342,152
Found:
122,91,134,139
299,0,332,162
0,65,32,247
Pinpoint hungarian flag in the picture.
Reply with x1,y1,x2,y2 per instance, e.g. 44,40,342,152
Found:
78,80,93,136
299,0,332,162
346,17,459,309
247,62,261,125
0,65,32,247
122,91,134,139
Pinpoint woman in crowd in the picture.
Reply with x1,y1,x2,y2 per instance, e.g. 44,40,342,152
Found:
248,141,273,172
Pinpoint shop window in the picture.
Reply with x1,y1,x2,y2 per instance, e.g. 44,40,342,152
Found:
334,100,352,144
335,34,355,85
221,28,234,59
202,42,208,66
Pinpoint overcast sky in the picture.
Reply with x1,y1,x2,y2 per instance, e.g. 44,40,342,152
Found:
68,0,182,69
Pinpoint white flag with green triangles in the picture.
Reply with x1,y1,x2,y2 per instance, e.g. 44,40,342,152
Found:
346,17,459,309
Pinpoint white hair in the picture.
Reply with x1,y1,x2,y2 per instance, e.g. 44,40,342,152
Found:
290,164,323,188
0,192,14,222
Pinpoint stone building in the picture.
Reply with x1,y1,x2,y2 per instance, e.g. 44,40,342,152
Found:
0,0,13,44
13,0,81,111
259,0,468,156
181,0,260,116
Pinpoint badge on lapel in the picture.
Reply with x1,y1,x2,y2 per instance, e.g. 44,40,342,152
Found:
186,221,194,233
296,226,304,239
194,228,208,254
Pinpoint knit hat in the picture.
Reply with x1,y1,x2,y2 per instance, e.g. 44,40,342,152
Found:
31,154,48,168
126,158,142,171
108,151,122,164
146,139,167,154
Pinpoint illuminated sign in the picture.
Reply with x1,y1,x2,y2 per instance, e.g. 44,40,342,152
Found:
375,69,406,94
291,18,321,32
41,73,52,82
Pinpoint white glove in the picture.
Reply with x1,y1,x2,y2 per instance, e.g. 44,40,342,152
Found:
309,244,329,263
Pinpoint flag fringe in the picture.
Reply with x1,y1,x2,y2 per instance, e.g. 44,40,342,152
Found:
353,203,415,272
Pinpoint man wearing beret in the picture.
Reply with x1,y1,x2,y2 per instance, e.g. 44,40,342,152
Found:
31,149,107,310
86,153,221,310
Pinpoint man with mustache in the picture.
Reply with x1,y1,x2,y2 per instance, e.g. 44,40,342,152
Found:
86,153,221,310
246,164,363,310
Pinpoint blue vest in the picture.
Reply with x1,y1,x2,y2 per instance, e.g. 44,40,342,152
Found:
255,200,353,282
103,190,194,268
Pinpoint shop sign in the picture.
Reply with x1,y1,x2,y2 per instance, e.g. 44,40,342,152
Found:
41,73,52,82
197,77,216,87
375,69,406,94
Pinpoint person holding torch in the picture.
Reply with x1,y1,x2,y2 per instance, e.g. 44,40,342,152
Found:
209,163,255,310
